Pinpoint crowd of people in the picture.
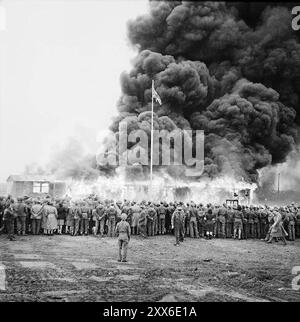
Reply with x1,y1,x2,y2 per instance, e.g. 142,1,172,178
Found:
0,195,299,246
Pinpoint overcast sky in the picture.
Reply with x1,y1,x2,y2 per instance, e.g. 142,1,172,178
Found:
0,0,148,181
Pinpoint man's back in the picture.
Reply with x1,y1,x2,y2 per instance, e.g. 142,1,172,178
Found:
116,220,130,241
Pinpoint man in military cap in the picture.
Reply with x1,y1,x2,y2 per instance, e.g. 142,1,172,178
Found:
115,213,131,262
171,205,186,246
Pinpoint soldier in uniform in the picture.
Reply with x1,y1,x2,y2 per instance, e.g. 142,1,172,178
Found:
146,204,157,237
241,206,247,239
64,201,72,234
226,206,234,238
296,207,300,238
197,204,205,238
16,197,27,235
93,202,106,237
217,204,227,238
285,208,296,241
131,202,141,235
280,207,288,234
121,201,132,227
184,203,190,237
157,202,166,235
0,197,5,232
115,213,131,262
3,201,17,241
105,203,118,237
253,206,261,239
166,202,175,234
79,201,91,235
233,205,244,240
126,202,133,228
204,207,215,239
25,198,32,234
259,206,267,240
171,205,185,246
189,202,199,238
138,205,148,238
247,206,254,238
212,205,219,237
72,202,81,236
57,201,67,234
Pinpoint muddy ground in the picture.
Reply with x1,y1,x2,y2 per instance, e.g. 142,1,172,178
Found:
0,234,299,302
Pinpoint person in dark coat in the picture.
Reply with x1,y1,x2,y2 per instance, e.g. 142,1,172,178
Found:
3,201,17,241
57,202,67,234
171,206,185,246
204,208,215,239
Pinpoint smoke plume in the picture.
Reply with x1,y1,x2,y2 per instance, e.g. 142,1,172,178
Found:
104,1,299,184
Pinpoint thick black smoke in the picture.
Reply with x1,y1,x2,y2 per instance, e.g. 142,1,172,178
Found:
105,1,300,183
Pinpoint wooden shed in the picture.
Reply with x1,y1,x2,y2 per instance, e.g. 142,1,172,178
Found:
7,175,66,198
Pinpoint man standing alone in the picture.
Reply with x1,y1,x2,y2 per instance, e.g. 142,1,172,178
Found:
115,213,131,262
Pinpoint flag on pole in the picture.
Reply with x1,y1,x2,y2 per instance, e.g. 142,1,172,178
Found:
152,82,162,105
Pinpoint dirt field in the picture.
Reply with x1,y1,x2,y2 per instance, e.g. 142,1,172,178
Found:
0,234,300,302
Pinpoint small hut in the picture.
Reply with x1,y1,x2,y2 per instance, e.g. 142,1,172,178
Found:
6,175,66,198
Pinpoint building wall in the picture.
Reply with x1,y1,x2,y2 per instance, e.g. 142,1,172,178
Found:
8,181,67,198
0,183,7,196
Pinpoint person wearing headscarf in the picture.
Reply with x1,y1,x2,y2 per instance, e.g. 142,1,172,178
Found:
44,201,58,236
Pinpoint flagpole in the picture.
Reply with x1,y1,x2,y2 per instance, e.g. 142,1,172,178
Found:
150,80,154,200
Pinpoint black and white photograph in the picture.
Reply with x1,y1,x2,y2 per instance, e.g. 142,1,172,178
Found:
0,0,300,307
